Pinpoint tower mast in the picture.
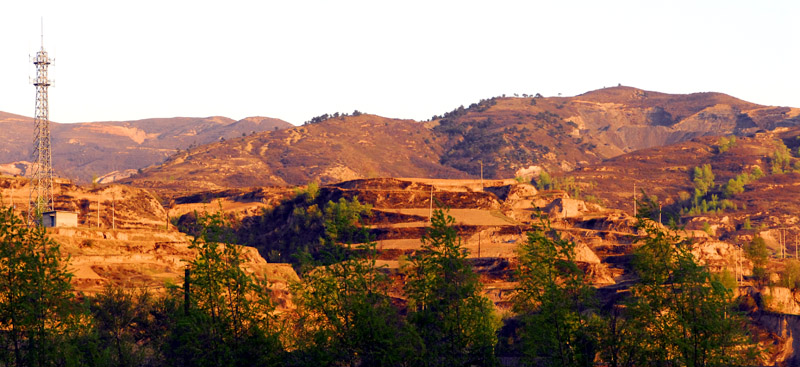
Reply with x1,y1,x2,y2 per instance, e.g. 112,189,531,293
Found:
28,21,55,223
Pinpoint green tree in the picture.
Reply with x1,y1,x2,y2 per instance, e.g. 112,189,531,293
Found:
513,215,598,367
692,164,715,203
166,209,283,367
752,165,764,179
536,171,553,190
716,136,736,153
781,259,800,290
612,218,757,366
0,206,86,367
290,241,422,367
89,286,163,367
242,194,371,267
745,236,770,286
713,268,739,293
405,209,499,367
722,176,746,198
770,141,793,174
321,197,372,253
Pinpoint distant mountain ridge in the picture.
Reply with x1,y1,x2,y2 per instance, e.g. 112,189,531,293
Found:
120,86,800,194
5,86,800,190
0,114,292,182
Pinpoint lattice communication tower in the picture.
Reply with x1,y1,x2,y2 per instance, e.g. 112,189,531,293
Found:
28,30,55,223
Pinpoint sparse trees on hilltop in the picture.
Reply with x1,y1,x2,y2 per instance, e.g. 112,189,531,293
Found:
303,110,365,125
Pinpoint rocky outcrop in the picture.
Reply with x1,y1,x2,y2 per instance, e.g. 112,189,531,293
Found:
544,197,603,219
690,240,747,273
752,311,800,366
760,287,800,315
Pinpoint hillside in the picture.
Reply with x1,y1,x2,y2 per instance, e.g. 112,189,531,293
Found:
169,176,800,364
0,176,297,309
521,125,800,264
122,87,800,193
0,113,292,183
431,87,799,177
6,170,800,363
121,114,471,195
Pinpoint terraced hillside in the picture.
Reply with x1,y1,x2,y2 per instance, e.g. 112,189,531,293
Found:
6,172,800,363
219,177,800,364
0,176,297,310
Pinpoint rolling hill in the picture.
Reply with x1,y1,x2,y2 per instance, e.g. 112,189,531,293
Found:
0,113,292,183
122,86,800,194
121,114,471,195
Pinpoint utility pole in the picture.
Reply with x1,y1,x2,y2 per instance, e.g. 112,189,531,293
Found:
658,203,662,224
737,247,742,283
478,231,481,258
733,245,741,284
112,193,115,230
429,185,433,220
479,160,484,190
781,228,786,259
633,183,637,217
97,197,100,228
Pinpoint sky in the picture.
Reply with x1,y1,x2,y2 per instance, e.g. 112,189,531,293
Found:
1,0,798,125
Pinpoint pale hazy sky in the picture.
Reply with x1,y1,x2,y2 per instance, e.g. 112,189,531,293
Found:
1,0,797,125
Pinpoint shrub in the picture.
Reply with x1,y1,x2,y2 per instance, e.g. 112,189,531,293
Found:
716,135,737,153
782,259,800,290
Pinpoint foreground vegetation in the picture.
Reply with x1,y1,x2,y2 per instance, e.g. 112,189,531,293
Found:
0,201,759,366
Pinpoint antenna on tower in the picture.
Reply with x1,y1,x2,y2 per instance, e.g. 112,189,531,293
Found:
28,20,55,225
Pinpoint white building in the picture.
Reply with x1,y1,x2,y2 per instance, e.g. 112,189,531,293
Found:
42,211,78,228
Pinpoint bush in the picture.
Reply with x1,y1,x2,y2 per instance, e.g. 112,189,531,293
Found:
692,164,715,202
782,259,800,290
716,135,737,153
770,140,794,174
714,268,739,292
